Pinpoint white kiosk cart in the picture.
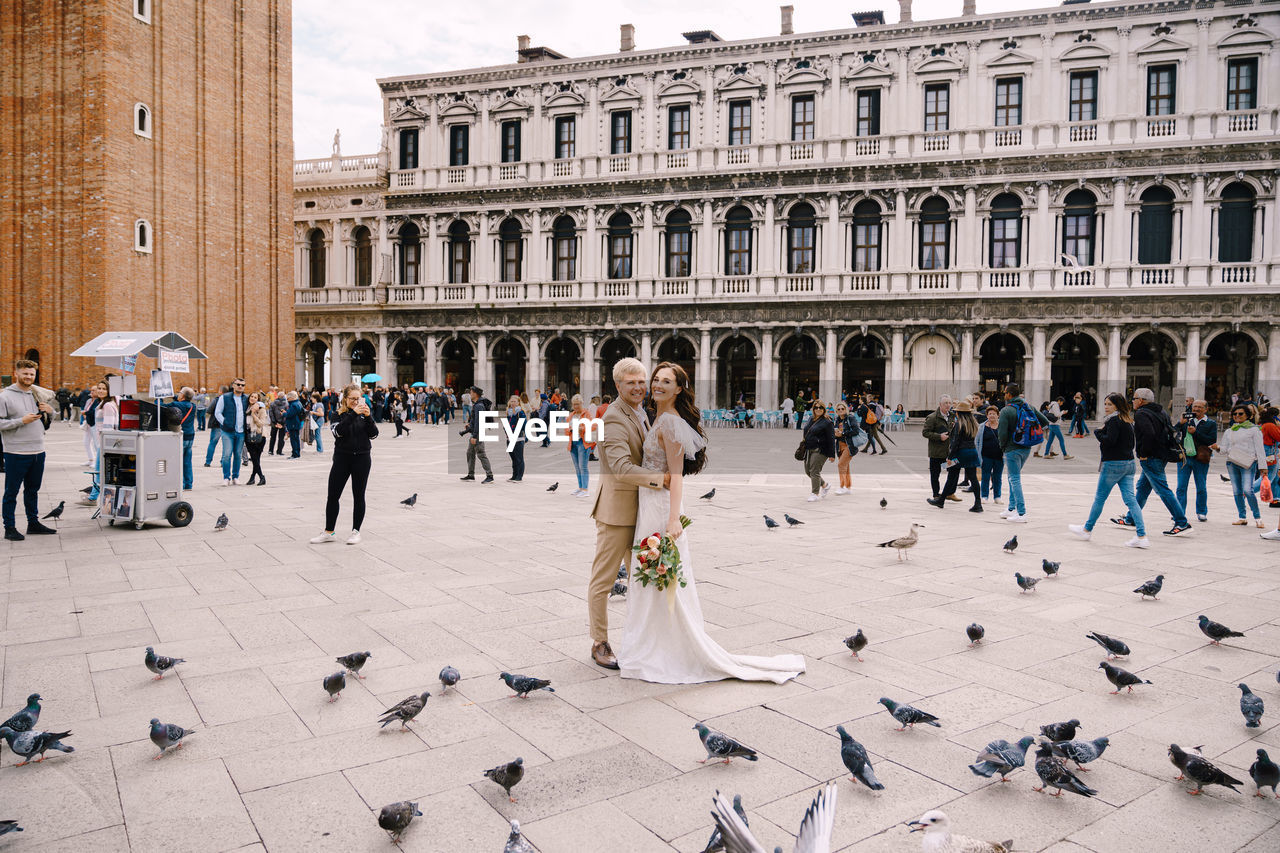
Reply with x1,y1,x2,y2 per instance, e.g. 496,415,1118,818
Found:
70,332,207,530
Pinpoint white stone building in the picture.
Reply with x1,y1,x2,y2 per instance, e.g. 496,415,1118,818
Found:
293,0,1279,414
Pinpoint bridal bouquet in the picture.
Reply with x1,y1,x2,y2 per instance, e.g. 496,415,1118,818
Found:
632,515,692,592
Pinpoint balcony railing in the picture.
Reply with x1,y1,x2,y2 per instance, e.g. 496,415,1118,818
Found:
993,128,1022,147
1061,269,1094,287
922,133,951,153
659,278,691,296
848,272,884,291
294,154,384,187
725,146,752,166
1144,116,1178,137
853,137,880,156
985,270,1022,288
1218,263,1257,284
498,163,525,181
607,154,634,174
666,151,690,169
551,159,575,178
393,170,419,188
1138,265,1176,285
1066,121,1098,142
718,277,752,294
787,142,814,161
1224,110,1259,133
914,271,954,290
780,274,815,293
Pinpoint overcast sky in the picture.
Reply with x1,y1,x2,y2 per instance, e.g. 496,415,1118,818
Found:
294,0,1059,160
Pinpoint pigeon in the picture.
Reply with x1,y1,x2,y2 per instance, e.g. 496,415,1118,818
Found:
1041,559,1060,577
966,623,985,646
1002,535,1018,554
499,672,555,698
877,523,922,561
1099,661,1152,694
213,512,228,531
400,493,417,508
700,488,716,501
1168,743,1243,794
505,819,536,853
335,651,372,679
1239,683,1264,728
1057,737,1109,771
693,723,759,764
844,629,867,661
836,725,884,790
1134,574,1164,599
763,514,780,530
1032,740,1097,797
1,694,42,736
0,821,21,836
1249,748,1280,799
41,501,65,525
149,718,193,758
438,665,460,692
80,485,93,493
878,697,941,730
323,671,346,702
610,581,627,597
879,497,887,509
1039,720,1082,743
377,801,421,842
144,646,185,680
711,783,837,853
784,513,804,527
1198,614,1245,645
700,793,747,853
1014,572,1038,593
907,811,1013,853
483,757,525,802
546,482,558,492
378,691,429,729
0,726,75,766
617,563,627,580
1086,632,1130,659
969,736,1036,782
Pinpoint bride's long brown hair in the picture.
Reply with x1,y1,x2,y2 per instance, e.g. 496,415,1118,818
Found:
647,361,708,476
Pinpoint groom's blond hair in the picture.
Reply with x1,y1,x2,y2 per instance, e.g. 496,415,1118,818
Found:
612,357,647,384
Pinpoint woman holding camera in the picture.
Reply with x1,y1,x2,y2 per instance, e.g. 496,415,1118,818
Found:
309,384,378,545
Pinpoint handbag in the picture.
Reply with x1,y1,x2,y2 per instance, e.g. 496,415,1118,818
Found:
794,437,807,461
303,418,314,445
1226,439,1256,469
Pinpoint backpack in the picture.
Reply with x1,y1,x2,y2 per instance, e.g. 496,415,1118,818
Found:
1012,402,1044,448
864,406,878,425
1159,413,1185,463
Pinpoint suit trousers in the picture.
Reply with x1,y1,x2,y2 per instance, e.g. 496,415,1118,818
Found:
589,520,635,644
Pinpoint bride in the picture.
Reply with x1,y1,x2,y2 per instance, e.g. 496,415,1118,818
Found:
616,362,806,685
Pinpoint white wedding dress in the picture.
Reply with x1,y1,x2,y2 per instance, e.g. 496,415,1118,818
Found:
617,412,807,685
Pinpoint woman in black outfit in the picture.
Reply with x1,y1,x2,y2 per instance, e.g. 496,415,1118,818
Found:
1067,392,1148,546
928,400,983,511
801,400,837,501
309,384,378,546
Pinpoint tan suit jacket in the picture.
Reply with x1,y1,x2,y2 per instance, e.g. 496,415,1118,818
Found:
590,401,663,526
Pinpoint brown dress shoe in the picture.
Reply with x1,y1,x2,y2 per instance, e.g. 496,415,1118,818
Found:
945,494,962,502
591,641,619,670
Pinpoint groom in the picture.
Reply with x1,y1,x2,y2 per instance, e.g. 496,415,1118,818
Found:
588,358,669,669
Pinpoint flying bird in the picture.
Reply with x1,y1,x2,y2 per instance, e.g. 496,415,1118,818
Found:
836,725,884,791
0,726,74,765
879,497,887,509
323,671,346,702
693,723,759,764
438,665,460,692
1249,749,1279,799
335,651,372,679
400,493,417,508
711,783,837,853
41,501,65,526
700,488,716,500
1039,720,1082,743
546,482,559,492
784,513,804,527
763,514,781,530
483,757,525,802
699,793,747,853
1032,740,1097,798
1198,614,1245,645
499,672,554,698
844,629,867,661
377,801,422,843
378,691,430,729
505,819,536,853
1041,559,1060,577
1003,535,1018,554
1015,572,1039,593
1099,661,1152,694
1086,632,1130,659
1134,575,1164,599
1168,743,1243,795
149,718,193,758
878,697,941,731
966,623,985,646
877,523,922,561
907,811,1013,853
213,512,228,531
969,736,1036,782
1239,683,1264,728
1057,737,1110,772
144,647,185,680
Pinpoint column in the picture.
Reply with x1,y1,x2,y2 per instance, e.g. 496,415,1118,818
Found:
697,328,712,404
1263,325,1280,403
1105,324,1123,393
1192,18,1212,139
526,333,541,396
1189,173,1208,270
1112,27,1133,145
700,200,715,284
426,216,441,284
639,202,655,281
376,216,390,285
1030,326,1048,404
1183,326,1202,399
959,185,978,288
888,328,906,410
424,335,439,387
335,335,352,386
475,332,491,393
529,210,543,281
294,338,306,388
963,39,982,154
824,193,841,282
584,206,598,282
761,196,776,274
639,330,653,369
330,218,345,286
757,328,774,410
294,237,307,289
476,212,491,283
376,332,391,384
1109,177,1128,272
762,59,778,166
891,188,909,291
959,328,976,394
1032,180,1052,269
822,328,839,403
581,333,596,394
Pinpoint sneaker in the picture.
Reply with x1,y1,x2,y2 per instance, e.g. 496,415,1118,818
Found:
1068,524,1091,540
806,494,819,502
1260,528,1280,541
1197,515,1207,522
999,508,1016,519
203,462,211,468
309,532,337,544
346,531,362,545
481,476,494,484
1125,536,1151,549
1007,513,1028,523
1232,518,1248,526
224,479,232,487
26,521,57,535
1270,500,1280,509
4,527,24,541
1257,520,1267,529
821,484,830,497
1045,452,1058,458
459,475,475,481
1110,517,1135,528
1163,524,1193,537
1062,455,1074,460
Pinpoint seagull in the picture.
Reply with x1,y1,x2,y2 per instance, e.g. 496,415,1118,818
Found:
966,623,985,646
546,482,559,492
700,488,716,500
877,523,922,561
1134,575,1164,599
711,783,836,853
1060,252,1080,268
400,493,417,508
907,810,1013,852
1002,535,1018,554
784,513,804,527
1042,559,1060,577
1015,572,1039,593
213,512,228,532
763,515,781,530
41,501,65,527
879,497,887,509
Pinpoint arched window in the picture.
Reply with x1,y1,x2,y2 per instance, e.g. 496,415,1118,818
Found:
787,203,816,274
448,220,470,283
552,215,576,281
665,209,692,277
607,212,633,280
1137,185,1174,265
134,219,153,253
989,193,1022,269
352,226,372,286
724,206,752,275
134,103,151,138
1062,189,1097,266
399,222,420,285
919,197,950,270
307,228,326,287
852,200,882,272
499,218,522,283
1218,182,1255,263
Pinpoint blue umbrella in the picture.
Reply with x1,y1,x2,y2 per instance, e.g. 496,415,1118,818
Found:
411,381,428,388
361,372,384,383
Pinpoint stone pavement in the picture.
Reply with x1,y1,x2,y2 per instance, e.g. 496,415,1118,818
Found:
1,422,1278,852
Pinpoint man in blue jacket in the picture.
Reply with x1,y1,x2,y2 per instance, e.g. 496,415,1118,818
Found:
1175,398,1216,523
164,387,198,489
214,379,249,485
284,391,305,459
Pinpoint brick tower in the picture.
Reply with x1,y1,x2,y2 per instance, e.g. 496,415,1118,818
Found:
0,0,293,390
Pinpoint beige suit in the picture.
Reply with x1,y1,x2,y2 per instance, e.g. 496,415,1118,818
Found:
588,401,663,644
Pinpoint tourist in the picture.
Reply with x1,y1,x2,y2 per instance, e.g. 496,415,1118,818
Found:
194,387,210,430
922,395,955,499
55,383,71,422
391,395,410,437
459,386,494,483
310,384,378,545
1175,399,1215,522
801,400,835,502
979,405,1003,504
859,395,885,454
1114,388,1191,537
310,393,326,453
0,359,57,541
997,383,1049,522
928,400,983,512
537,393,552,447
214,379,250,484
506,394,527,482
1260,407,1280,508
203,385,226,467
1037,398,1072,459
81,380,103,468
831,400,859,494
164,386,197,490
244,395,269,485
567,393,593,496
1213,403,1270,528
267,391,287,455
284,390,304,459
1068,392,1149,548
85,380,118,505
781,394,794,428
1069,391,1088,436
794,391,807,430
890,403,906,431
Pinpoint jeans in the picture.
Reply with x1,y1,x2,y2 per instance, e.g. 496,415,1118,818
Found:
569,440,590,490
509,440,526,481
1264,445,1278,497
1045,424,1067,455
1227,461,1261,519
1176,458,1209,519
180,436,194,489
1070,409,1087,435
1125,458,1188,528
980,455,1003,499
1084,460,1145,536
2,452,45,529
288,428,301,458
313,422,324,453
219,431,244,480
196,409,206,430
204,427,221,465
1004,447,1031,515
325,452,371,532
466,439,493,477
